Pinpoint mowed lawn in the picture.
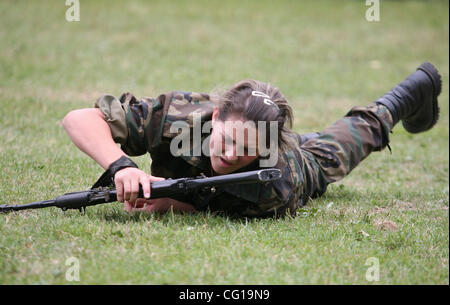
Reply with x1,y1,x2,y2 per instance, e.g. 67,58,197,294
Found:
0,0,448,284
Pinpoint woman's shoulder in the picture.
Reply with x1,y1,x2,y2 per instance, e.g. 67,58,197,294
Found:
161,91,216,138
165,91,215,120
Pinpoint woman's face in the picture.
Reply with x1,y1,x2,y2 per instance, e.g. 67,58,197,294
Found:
209,107,260,175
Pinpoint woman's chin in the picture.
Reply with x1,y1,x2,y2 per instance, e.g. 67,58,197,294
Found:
212,165,230,175
211,158,234,175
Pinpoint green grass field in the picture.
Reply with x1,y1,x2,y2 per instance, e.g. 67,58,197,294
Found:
0,0,448,284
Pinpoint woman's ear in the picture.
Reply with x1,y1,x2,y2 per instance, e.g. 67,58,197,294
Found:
212,106,220,123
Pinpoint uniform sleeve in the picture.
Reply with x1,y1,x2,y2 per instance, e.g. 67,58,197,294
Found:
94,94,128,145
94,92,165,156
95,90,214,157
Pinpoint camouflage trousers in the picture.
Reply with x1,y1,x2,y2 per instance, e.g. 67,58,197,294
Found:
293,103,394,204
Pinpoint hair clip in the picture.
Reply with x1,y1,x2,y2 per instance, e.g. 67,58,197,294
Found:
251,91,279,110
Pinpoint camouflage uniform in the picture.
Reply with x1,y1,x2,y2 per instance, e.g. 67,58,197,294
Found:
95,90,393,218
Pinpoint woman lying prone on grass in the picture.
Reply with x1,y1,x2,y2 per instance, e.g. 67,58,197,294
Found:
62,63,442,218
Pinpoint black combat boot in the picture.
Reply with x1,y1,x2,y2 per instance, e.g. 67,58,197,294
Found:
375,62,442,133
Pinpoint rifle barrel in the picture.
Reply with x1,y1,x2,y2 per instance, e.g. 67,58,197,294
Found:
0,200,56,212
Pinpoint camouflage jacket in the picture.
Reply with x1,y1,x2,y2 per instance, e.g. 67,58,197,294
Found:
95,91,305,217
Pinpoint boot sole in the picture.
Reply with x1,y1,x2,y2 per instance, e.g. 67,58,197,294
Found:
416,62,442,131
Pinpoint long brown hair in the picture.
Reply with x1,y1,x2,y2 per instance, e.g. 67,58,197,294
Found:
210,79,296,152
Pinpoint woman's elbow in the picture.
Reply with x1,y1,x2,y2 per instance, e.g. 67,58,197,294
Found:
62,109,86,133
62,108,103,132
62,110,78,132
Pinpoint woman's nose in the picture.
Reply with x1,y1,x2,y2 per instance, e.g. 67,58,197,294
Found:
224,154,238,162
223,144,238,161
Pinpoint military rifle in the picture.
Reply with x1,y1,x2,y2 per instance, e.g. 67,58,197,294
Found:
0,169,281,213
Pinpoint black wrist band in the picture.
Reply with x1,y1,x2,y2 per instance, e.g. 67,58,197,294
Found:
108,155,139,177
91,156,138,189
